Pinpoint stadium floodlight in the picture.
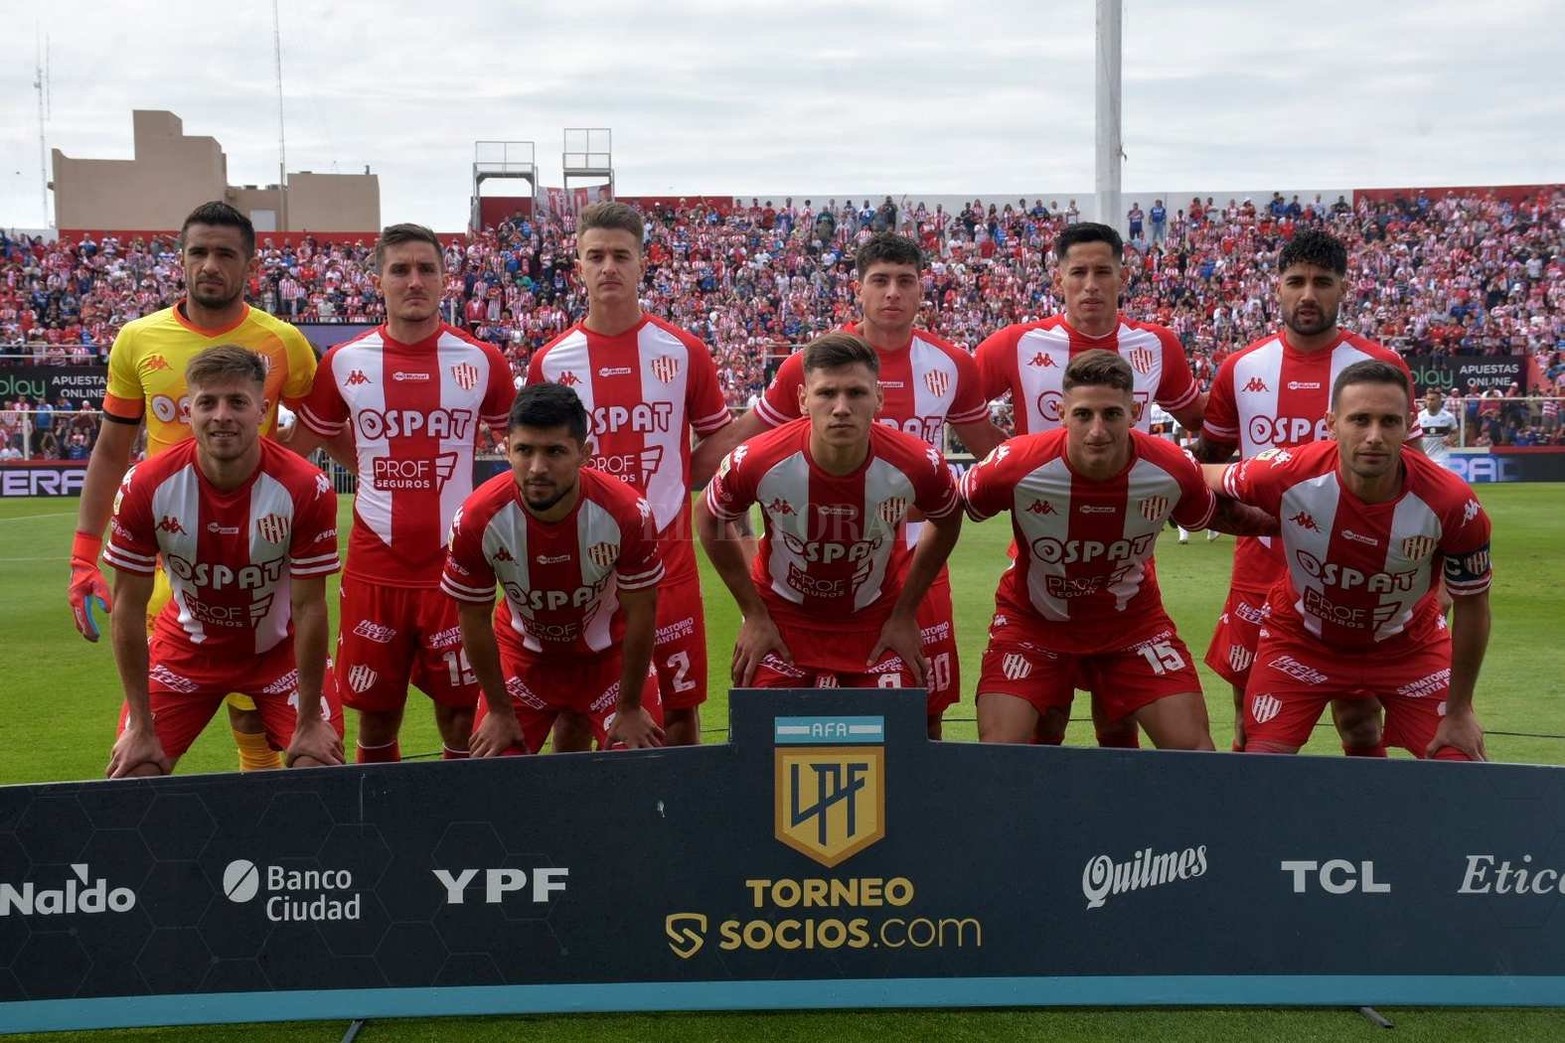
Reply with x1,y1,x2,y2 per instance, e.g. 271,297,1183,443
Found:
563,128,615,203
471,141,539,232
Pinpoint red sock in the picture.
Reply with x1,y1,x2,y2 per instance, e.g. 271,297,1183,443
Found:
441,745,470,760
356,739,401,764
1343,743,1387,758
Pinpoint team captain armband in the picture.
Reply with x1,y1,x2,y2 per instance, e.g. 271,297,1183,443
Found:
1443,544,1492,596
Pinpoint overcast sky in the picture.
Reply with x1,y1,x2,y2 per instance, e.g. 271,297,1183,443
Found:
2,0,1562,231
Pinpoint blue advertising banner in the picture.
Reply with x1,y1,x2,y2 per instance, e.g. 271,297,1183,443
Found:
3,690,1565,1034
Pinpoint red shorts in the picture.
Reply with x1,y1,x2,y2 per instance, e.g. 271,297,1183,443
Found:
750,650,916,690
653,574,707,711
1243,626,1464,758
977,614,1202,723
120,639,346,760
335,581,477,712
1204,588,1269,688
916,570,961,719
476,648,661,754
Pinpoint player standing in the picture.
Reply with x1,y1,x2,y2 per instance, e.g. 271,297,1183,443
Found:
1212,360,1491,759
974,222,1206,747
103,347,342,777
1195,229,1421,753
961,350,1274,750
724,233,1004,734
698,333,963,691
290,224,515,762
1416,387,1460,465
69,202,321,771
529,202,737,745
444,384,664,755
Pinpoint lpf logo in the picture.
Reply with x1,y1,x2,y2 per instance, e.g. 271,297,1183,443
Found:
773,715,885,869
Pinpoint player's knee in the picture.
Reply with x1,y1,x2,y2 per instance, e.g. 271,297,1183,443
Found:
1332,703,1384,748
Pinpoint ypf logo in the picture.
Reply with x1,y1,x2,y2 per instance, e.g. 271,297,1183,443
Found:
665,912,708,959
773,715,885,869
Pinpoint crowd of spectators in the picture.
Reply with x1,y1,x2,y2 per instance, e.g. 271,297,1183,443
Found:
3,186,1562,440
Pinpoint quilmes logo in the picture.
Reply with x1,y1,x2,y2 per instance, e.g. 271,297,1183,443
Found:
0,864,137,917
221,859,361,922
1081,844,1209,909
774,716,885,869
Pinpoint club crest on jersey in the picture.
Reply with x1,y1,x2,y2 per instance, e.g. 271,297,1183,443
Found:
1027,352,1056,368
1243,377,1270,394
1127,347,1154,376
651,356,680,384
347,665,378,694
345,369,371,387
877,497,909,526
1138,496,1170,521
1250,692,1282,724
1229,646,1255,673
156,515,187,535
450,362,479,391
1288,511,1320,532
1001,653,1033,681
587,542,618,569
923,370,951,398
256,513,290,544
1401,535,1437,562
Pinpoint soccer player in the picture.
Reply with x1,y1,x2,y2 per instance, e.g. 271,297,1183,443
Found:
961,350,1274,750
1211,360,1492,760
528,202,737,746
974,221,1206,747
444,383,664,755
69,201,320,772
697,332,963,691
289,223,515,763
103,347,342,777
723,233,1005,735
1195,229,1421,754
1417,387,1460,465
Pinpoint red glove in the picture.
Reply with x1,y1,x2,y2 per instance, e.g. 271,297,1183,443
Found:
68,531,113,642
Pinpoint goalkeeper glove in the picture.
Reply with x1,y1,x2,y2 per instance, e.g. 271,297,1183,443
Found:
69,531,113,642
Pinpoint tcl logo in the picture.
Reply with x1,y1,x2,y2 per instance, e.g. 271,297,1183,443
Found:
1280,859,1390,894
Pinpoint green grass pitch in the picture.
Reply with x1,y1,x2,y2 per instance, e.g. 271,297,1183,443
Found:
2,485,1562,1040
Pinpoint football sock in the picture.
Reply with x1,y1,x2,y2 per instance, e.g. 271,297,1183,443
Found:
234,729,282,772
356,739,401,764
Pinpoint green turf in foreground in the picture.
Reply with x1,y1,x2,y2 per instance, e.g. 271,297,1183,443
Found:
2,487,1564,1039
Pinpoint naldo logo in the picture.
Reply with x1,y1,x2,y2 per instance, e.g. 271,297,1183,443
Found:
221,859,361,922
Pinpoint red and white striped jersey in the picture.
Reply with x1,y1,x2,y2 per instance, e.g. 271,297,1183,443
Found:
104,439,339,658
298,322,513,587
528,315,732,581
960,429,1215,649
753,324,988,446
441,467,663,658
1203,331,1420,595
974,315,1199,435
705,419,959,632
1222,440,1491,651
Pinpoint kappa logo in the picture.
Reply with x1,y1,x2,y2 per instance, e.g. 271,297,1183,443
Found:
557,371,581,387
774,716,886,869
1027,499,1057,516
1139,496,1170,521
347,665,378,694
1243,377,1271,393
1027,352,1057,368
145,354,172,373
1401,535,1437,562
923,370,950,398
256,513,290,544
1001,652,1033,681
587,542,618,569
156,515,187,536
1250,692,1283,725
345,369,371,387
1463,499,1481,523
766,497,796,516
1127,347,1154,376
493,546,515,563
1288,511,1320,532
450,362,479,391
651,356,680,384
